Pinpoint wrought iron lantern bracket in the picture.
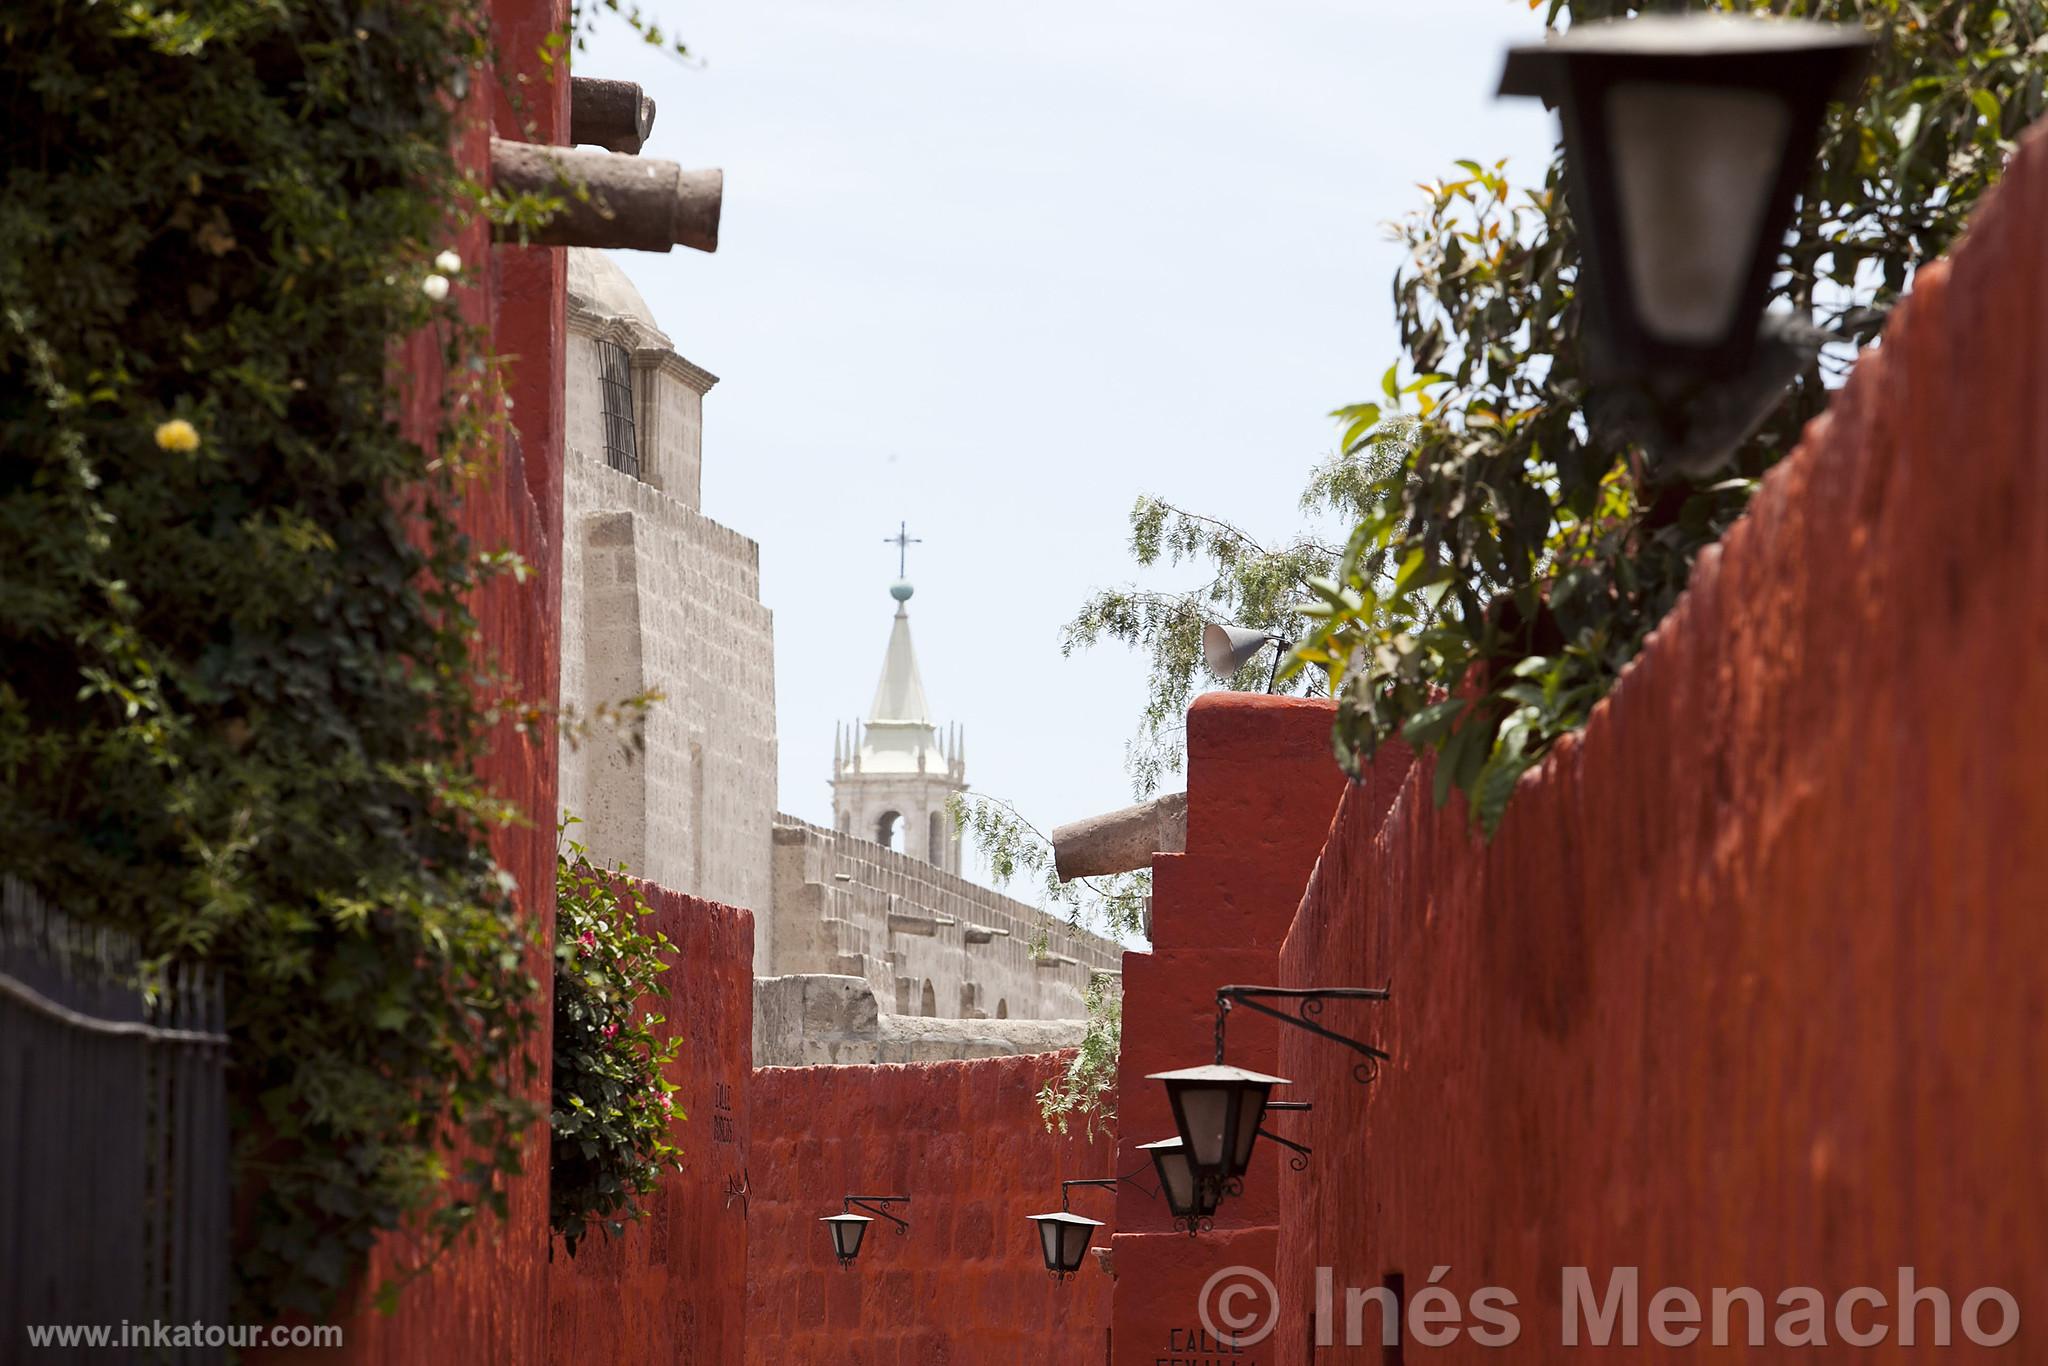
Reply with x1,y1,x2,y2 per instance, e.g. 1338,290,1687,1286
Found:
1260,1097,1315,1172
844,1194,912,1236
1060,1161,1160,1212
1256,1127,1313,1172
1215,985,1391,1082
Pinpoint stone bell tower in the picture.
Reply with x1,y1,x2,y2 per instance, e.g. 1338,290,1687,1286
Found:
831,535,966,872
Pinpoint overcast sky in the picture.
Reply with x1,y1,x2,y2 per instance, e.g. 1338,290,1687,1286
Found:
581,2,1557,906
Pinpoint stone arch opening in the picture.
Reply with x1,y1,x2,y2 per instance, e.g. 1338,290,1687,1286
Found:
875,809,902,850
995,999,1008,1019
920,979,936,1017
927,810,945,866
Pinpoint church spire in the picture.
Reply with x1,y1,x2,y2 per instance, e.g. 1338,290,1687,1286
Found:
867,580,933,724
830,531,966,871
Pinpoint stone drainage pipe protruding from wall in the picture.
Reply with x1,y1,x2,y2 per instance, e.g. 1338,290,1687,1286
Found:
490,138,721,253
1050,791,1187,881
570,77,657,154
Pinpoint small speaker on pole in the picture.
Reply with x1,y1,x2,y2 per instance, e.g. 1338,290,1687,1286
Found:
1202,623,1278,681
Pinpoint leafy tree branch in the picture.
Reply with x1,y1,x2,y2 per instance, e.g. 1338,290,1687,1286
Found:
1295,0,2046,834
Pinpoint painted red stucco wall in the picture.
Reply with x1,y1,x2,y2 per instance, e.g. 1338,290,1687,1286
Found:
1264,125,2048,1363
255,2,570,1356
551,881,755,1366
1108,694,1362,1366
748,1053,1119,1365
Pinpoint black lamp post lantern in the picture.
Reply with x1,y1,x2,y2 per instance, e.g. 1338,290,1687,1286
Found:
1028,1211,1105,1280
820,1213,872,1268
1148,986,1389,1207
1026,1175,1150,1278
1139,1137,1219,1235
821,1195,909,1268
1148,1062,1291,1186
1498,15,1873,391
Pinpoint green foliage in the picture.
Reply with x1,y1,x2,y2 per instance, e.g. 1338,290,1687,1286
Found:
569,0,690,56
1037,975,1121,1141
949,793,1149,942
0,0,539,1320
1062,432,1408,797
1289,0,2048,832
949,798,1130,1139
551,828,684,1257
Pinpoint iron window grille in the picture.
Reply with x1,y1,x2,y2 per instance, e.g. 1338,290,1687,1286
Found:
598,339,639,478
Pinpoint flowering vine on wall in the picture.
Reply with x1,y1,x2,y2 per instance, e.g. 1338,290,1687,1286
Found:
551,823,686,1256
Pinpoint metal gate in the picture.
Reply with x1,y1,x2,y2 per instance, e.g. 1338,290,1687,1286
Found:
0,876,230,1363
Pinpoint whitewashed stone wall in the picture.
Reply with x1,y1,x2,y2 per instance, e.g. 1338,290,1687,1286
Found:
559,430,778,960
752,974,1087,1067
767,814,1121,1026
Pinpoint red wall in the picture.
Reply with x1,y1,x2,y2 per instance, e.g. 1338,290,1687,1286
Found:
256,3,570,1356
749,1054,1119,1365
1107,694,1359,1366
551,882,755,1366
1264,127,2048,1361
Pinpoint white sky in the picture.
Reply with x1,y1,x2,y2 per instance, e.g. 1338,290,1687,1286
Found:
580,2,1557,901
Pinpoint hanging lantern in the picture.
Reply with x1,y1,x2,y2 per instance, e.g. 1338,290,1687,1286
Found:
820,1213,873,1268
1498,15,1872,385
1139,1136,1219,1232
1147,1062,1289,1181
1027,1212,1104,1279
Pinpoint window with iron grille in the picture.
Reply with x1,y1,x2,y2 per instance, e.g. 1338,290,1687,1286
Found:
598,339,639,478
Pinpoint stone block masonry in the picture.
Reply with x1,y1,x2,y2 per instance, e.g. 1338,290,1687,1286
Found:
559,445,779,956
753,973,1088,1065
767,814,1122,1036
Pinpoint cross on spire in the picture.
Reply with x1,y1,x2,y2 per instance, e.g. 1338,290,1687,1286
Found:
884,520,922,578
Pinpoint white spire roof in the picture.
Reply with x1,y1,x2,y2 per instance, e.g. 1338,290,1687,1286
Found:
867,602,932,724
843,580,961,781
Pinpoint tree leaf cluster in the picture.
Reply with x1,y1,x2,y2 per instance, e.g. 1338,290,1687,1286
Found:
949,792,1150,943
1036,974,1120,1143
1061,432,1406,798
1293,0,2045,832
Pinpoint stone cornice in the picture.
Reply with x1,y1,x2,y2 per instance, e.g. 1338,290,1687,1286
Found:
633,346,719,394
566,303,669,352
568,302,719,393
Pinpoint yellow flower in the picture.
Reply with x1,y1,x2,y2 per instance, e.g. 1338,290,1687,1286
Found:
154,418,201,452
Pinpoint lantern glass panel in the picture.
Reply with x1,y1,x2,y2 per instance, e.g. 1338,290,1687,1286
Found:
1059,1219,1095,1271
1606,80,1790,345
822,1213,871,1263
1037,1218,1062,1269
1029,1213,1102,1275
1176,1082,1233,1171
1147,1141,1197,1216
1228,1084,1268,1174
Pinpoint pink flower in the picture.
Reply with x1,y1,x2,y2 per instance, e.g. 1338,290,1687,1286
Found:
577,930,596,955
602,1022,620,1040
656,1089,674,1111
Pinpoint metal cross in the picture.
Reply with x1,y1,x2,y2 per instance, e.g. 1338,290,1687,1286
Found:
884,520,922,577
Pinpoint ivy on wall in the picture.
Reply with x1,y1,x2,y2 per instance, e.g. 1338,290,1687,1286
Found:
0,0,537,1319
